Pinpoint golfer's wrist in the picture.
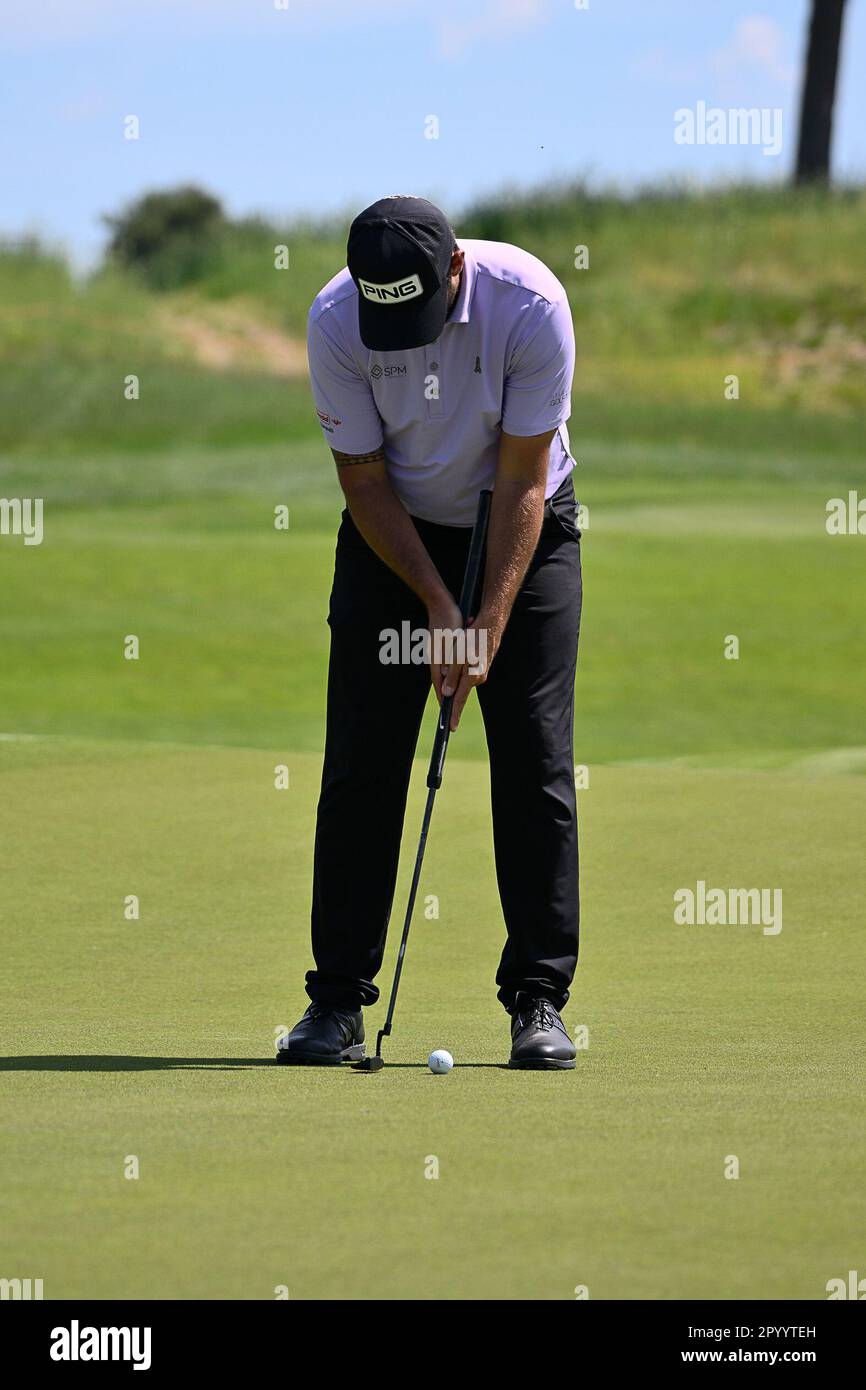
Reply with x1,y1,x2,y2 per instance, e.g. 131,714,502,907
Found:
474,601,506,638
424,583,457,616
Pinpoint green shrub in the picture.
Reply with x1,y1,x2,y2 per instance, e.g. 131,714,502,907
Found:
103,186,225,290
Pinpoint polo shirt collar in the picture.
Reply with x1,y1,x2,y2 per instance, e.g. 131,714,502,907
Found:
447,245,476,325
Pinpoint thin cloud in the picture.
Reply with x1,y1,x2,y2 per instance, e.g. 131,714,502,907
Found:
631,15,796,97
710,16,796,92
0,0,425,46
436,0,550,62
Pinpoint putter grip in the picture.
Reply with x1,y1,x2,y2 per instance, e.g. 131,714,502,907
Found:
427,489,493,790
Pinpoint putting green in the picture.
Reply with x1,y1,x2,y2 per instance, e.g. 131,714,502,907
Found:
1,736,862,1300
3,195,864,1300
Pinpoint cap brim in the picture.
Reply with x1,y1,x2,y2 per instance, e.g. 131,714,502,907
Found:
357,278,449,352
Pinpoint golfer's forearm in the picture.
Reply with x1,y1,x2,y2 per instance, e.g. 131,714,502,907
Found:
479,479,546,630
343,476,450,609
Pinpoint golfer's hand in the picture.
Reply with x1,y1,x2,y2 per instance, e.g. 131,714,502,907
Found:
447,609,503,731
426,595,464,706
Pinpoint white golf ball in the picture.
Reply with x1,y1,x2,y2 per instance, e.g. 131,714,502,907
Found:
428,1049,453,1074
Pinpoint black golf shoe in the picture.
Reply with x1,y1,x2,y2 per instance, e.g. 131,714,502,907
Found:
508,994,576,1070
276,1002,365,1066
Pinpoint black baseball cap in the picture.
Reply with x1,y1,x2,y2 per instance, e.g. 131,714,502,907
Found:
347,196,456,351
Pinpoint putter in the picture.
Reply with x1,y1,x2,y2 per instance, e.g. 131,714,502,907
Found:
355,487,493,1072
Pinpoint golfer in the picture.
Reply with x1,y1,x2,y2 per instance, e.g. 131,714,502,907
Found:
279,195,581,1069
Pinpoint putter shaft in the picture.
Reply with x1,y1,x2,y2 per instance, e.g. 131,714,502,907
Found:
376,783,438,1056
369,489,492,1068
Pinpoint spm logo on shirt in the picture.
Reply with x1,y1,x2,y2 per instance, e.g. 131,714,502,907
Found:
359,274,423,304
371,364,406,380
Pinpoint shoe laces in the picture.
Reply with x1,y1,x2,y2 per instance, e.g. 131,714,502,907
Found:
517,997,556,1031
534,1000,556,1031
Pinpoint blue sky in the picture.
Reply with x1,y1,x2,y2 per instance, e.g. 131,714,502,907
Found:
2,0,864,265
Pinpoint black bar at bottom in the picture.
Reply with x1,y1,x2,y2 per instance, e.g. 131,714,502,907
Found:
5,1298,860,1372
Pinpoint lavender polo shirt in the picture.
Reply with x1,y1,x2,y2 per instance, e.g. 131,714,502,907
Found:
306,238,576,527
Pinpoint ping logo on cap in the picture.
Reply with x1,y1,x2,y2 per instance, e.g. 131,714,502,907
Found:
359,273,423,305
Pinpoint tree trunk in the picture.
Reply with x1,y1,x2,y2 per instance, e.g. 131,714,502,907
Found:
795,0,847,184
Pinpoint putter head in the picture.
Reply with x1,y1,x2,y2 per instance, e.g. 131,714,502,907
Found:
354,1054,385,1072
353,1028,388,1071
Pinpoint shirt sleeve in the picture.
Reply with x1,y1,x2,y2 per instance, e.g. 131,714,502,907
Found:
501,295,575,438
307,309,384,454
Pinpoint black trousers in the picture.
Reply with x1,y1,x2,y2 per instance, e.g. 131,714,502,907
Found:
306,475,582,1013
